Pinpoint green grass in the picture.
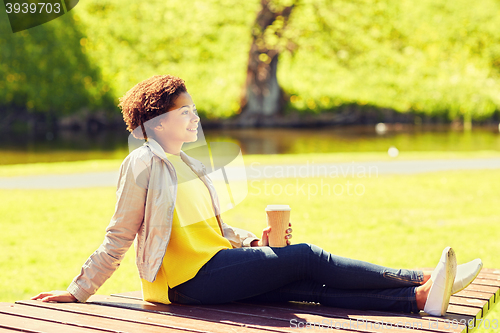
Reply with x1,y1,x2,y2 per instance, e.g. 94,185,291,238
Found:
0,159,499,327
0,159,123,177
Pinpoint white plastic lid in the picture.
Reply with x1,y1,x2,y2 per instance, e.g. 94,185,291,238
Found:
265,205,291,211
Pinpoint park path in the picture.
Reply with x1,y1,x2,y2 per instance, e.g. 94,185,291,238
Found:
1,158,500,189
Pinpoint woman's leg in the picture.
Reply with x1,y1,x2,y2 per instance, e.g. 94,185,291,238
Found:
169,243,423,312
243,280,420,313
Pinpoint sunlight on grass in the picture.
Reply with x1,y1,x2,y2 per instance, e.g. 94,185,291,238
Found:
0,159,123,177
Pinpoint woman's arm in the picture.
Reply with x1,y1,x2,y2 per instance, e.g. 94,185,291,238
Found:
32,152,151,303
220,222,260,248
222,222,292,248
31,290,76,302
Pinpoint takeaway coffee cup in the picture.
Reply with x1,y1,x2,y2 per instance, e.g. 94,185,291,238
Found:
265,205,291,247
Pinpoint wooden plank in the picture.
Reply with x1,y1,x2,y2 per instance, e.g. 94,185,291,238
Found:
236,301,472,333
477,273,500,281
468,284,499,304
201,303,434,333
454,289,493,301
450,296,488,318
472,280,500,303
0,327,26,333
111,290,142,300
19,298,290,333
466,284,498,294
2,302,190,333
93,295,451,333
480,268,500,275
87,296,326,333
447,302,483,319
472,278,500,288
107,294,469,333
111,291,471,333
0,311,97,333
455,289,496,311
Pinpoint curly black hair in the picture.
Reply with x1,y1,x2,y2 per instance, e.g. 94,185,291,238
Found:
119,75,187,139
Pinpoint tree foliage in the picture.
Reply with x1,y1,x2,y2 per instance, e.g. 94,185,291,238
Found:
0,12,114,118
279,0,500,120
1,0,500,121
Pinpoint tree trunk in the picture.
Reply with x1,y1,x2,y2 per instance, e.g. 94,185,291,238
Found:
240,0,294,119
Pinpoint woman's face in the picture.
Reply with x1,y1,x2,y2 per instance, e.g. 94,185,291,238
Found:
155,92,200,145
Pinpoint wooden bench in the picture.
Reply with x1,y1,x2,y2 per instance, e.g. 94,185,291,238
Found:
1,268,498,333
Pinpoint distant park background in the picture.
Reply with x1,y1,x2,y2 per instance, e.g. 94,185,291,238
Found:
1,0,500,326
1,0,500,131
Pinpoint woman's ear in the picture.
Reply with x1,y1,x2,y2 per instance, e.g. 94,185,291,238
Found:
153,122,164,131
144,117,160,132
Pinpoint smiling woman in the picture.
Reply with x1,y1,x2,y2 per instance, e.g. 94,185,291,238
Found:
31,75,483,318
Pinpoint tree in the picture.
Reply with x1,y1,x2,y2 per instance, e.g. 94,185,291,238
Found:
239,0,296,121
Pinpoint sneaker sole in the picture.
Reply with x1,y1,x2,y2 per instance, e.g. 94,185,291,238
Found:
441,247,457,316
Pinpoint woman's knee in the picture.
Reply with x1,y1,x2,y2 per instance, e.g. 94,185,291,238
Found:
288,243,324,258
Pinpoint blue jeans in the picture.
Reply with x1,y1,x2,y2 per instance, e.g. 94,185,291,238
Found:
168,243,423,313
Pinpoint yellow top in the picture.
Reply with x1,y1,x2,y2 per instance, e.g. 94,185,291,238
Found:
140,153,231,304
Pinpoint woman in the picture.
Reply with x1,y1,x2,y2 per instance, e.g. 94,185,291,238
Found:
32,75,483,316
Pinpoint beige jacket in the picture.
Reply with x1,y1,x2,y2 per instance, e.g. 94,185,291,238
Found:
67,139,258,302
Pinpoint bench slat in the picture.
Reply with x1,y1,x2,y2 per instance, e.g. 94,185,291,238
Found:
109,293,467,333
237,300,471,333
0,311,96,333
472,278,500,288
17,299,280,333
88,295,329,333
1,302,192,333
0,328,25,332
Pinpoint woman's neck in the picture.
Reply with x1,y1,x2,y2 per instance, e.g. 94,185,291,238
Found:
153,137,182,156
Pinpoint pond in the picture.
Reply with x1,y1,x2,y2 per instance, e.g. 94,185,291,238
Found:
1,124,499,165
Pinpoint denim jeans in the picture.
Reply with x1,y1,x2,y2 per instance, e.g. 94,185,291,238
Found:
168,243,423,313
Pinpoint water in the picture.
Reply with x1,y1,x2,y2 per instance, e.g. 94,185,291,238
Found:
0,124,499,165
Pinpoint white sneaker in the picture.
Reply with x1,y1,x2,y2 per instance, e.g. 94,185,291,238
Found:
452,259,483,294
424,247,457,316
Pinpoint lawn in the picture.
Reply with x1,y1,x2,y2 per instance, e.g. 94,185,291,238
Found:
1,153,499,328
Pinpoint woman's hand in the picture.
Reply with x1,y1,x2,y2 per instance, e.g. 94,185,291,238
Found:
252,222,292,247
31,290,77,303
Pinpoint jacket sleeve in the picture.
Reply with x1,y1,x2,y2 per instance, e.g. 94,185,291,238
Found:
221,221,260,248
67,153,150,302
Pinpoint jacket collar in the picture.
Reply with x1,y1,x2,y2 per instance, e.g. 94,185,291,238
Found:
144,139,204,174
144,138,168,162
